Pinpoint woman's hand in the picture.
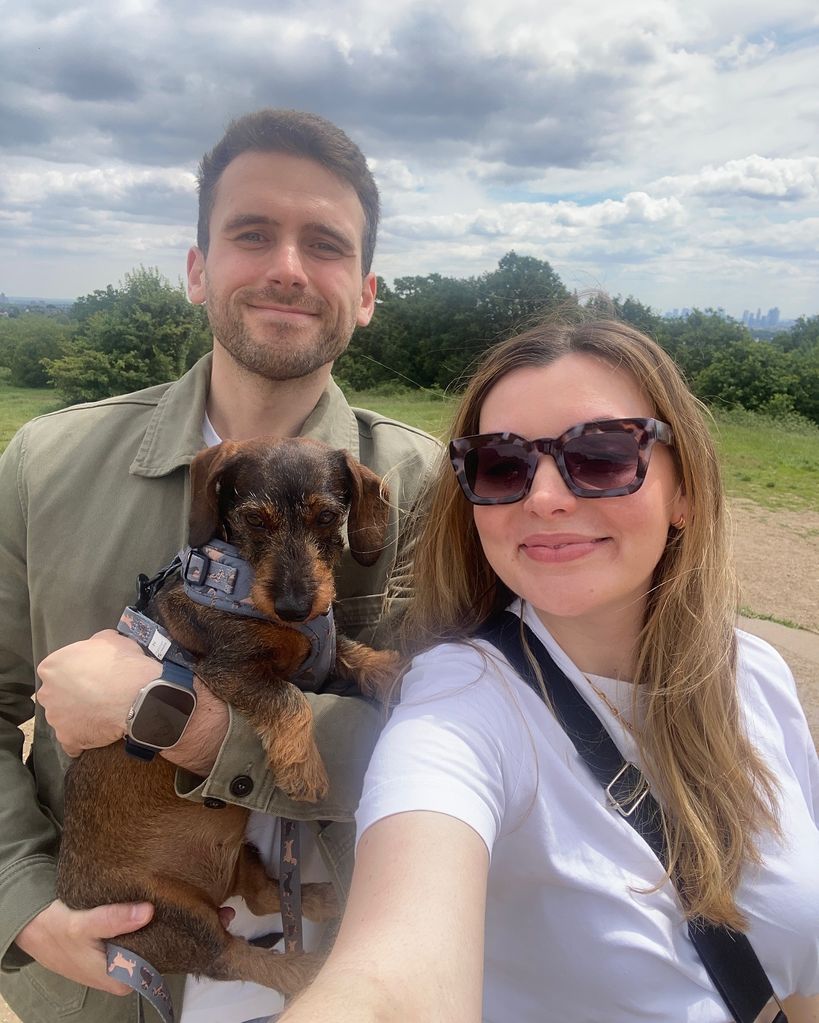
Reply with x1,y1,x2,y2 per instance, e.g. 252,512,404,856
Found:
15,899,154,994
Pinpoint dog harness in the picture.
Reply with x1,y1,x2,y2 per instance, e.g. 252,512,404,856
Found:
127,540,337,690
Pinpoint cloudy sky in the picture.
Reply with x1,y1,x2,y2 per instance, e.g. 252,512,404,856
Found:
1,0,818,319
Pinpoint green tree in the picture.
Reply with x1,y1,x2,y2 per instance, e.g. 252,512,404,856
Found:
657,310,752,382
0,314,71,387
47,267,211,403
339,253,572,391
772,315,819,353
693,338,796,412
475,252,571,340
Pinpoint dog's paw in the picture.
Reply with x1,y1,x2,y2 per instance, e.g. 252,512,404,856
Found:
354,648,402,700
274,753,330,803
273,950,325,995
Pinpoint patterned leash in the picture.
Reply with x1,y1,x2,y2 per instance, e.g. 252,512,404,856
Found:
106,944,174,1023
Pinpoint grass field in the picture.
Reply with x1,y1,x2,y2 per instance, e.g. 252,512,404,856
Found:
1,376,817,511
0,375,60,451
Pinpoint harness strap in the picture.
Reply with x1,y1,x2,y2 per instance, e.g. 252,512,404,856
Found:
117,606,195,670
288,609,336,692
180,540,269,620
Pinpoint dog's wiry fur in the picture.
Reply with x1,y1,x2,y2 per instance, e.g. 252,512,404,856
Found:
56,437,400,994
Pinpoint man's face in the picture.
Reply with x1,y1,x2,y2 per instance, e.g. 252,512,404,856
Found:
187,150,376,381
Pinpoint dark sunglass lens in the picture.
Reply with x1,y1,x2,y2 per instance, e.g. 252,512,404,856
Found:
563,432,639,491
465,445,530,500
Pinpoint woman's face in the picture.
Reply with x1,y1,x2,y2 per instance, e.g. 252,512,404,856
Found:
473,353,687,643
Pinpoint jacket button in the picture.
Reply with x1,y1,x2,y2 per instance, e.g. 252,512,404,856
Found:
203,797,226,809
230,775,254,797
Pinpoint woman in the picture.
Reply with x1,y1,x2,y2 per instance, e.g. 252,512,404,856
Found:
281,319,819,1022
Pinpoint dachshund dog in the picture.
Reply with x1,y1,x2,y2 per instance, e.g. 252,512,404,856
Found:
56,437,400,996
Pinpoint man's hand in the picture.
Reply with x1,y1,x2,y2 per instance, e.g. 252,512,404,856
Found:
37,629,230,773
14,899,154,994
37,632,157,756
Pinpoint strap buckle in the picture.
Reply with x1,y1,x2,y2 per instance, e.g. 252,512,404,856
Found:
182,549,210,585
753,994,786,1023
605,762,650,818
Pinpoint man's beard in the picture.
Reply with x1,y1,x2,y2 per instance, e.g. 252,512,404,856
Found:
206,287,356,381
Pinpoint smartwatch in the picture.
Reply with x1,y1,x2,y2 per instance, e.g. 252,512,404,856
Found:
124,661,197,762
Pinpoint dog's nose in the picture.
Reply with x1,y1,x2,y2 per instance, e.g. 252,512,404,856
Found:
275,598,314,623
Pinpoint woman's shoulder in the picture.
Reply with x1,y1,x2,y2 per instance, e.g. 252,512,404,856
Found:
735,627,816,751
735,628,798,696
401,637,527,705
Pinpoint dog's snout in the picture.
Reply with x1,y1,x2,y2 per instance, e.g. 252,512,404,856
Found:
275,597,315,623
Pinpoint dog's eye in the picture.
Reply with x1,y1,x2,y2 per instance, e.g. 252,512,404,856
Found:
244,512,265,528
316,510,338,526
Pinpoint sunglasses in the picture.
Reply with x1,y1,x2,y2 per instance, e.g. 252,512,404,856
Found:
449,418,674,504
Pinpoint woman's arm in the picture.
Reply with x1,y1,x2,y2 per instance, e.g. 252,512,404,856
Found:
281,809,490,1023
782,994,819,1022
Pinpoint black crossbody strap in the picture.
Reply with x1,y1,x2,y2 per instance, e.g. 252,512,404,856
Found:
477,611,786,1023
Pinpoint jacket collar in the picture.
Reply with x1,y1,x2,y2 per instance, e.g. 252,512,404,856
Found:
298,376,361,461
129,354,213,478
129,353,361,478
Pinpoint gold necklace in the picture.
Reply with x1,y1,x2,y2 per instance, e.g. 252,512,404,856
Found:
583,674,636,736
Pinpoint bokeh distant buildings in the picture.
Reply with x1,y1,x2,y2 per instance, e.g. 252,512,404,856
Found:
663,305,792,332
740,307,780,330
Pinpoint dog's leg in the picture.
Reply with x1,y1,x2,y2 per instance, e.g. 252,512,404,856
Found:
202,668,330,802
111,875,321,995
232,843,282,915
335,636,402,701
210,940,323,995
234,843,340,923
257,685,330,802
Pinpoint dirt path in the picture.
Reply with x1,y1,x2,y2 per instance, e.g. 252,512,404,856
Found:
1,497,817,1023
731,499,819,742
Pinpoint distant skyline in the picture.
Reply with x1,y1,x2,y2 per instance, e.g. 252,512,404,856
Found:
0,291,806,328
1,0,818,319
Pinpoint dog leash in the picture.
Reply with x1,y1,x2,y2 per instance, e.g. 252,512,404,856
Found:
478,611,787,1023
106,943,175,1023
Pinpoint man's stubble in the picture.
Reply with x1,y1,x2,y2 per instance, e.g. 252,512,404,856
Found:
205,288,357,382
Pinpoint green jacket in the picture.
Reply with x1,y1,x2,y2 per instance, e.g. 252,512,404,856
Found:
0,354,439,1022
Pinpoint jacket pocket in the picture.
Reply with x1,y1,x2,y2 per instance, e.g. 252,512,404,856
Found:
20,962,88,1017
333,594,384,643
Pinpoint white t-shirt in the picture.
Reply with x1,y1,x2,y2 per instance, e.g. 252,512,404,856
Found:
181,416,333,1023
356,601,819,1022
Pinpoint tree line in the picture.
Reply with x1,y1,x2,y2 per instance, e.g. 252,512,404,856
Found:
1,256,817,425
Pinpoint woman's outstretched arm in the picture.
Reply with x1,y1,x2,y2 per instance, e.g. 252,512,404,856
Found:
281,808,490,1023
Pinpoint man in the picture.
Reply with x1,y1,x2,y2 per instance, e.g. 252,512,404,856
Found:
0,109,438,1023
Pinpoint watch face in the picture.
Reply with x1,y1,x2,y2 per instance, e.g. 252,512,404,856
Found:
129,682,196,749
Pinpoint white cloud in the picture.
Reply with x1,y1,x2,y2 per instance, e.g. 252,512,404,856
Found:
1,162,195,206
0,0,817,316
654,156,819,201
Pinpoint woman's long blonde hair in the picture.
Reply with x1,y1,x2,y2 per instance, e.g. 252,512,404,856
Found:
402,316,779,928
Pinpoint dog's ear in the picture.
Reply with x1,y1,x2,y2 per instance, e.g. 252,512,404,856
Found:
343,454,391,567
188,441,242,548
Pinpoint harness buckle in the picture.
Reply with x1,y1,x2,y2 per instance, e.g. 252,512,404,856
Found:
182,550,210,585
